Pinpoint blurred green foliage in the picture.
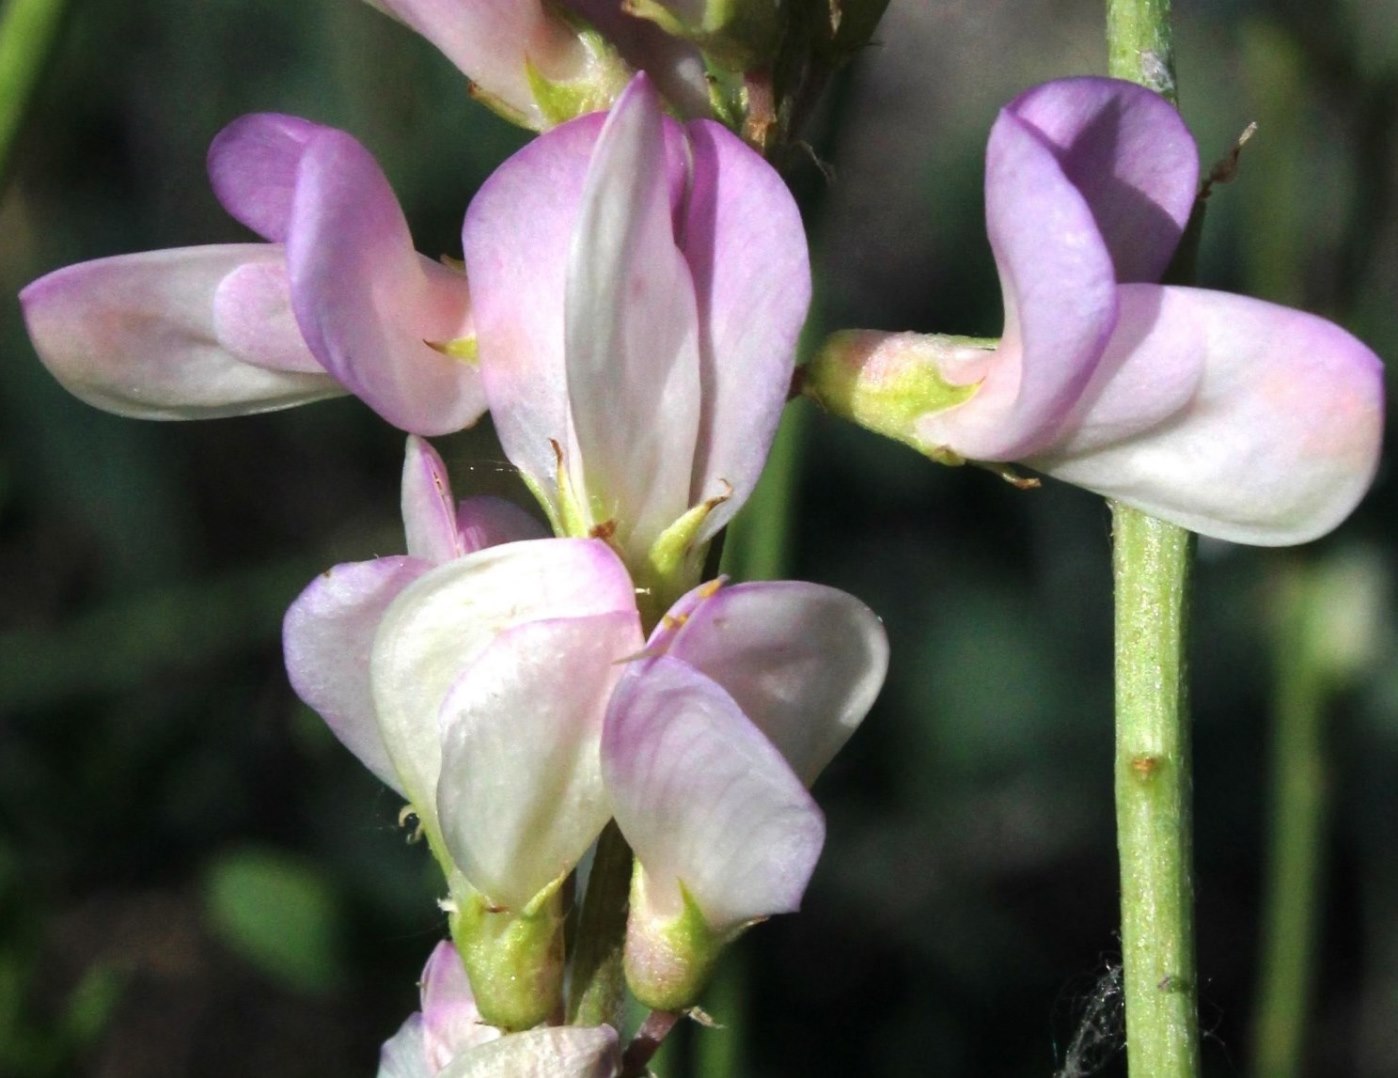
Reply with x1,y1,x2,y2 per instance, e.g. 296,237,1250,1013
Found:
0,1,1393,1076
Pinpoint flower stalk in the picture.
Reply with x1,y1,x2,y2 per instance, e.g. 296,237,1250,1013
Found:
0,0,68,187
1106,4,1202,1076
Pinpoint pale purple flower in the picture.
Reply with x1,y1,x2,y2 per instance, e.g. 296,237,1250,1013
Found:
463,73,809,597
283,436,546,798
599,580,888,1007
378,941,619,1078
363,1,710,129
21,114,484,436
809,77,1385,545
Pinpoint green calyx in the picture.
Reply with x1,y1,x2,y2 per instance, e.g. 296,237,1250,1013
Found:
637,485,731,627
626,0,780,72
803,329,995,466
624,875,727,1013
525,30,631,128
451,878,568,1031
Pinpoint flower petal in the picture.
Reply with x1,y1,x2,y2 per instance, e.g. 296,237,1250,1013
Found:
681,119,811,540
1005,77,1198,283
402,436,463,564
378,1013,429,1078
602,656,824,931
207,113,326,243
213,257,324,373
564,74,701,559
437,611,642,910
463,112,608,498
662,581,888,785
20,246,341,419
287,128,484,435
284,556,431,793
455,498,548,552
370,539,636,843
1031,284,1386,544
439,1025,620,1078
920,106,1118,461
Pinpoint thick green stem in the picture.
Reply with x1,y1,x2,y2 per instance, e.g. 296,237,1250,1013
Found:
1111,507,1201,1077
568,821,633,1027
0,0,69,189
1106,6,1202,1076
1106,0,1177,102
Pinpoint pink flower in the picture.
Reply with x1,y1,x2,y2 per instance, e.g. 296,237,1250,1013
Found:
463,73,809,603
600,578,889,1009
21,114,484,436
284,436,555,837
807,77,1385,545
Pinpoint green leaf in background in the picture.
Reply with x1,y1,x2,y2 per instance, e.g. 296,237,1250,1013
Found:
203,847,345,995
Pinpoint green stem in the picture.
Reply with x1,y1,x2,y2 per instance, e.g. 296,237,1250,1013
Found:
569,821,633,1027
1106,7,1202,1076
1111,507,1201,1077
1106,0,1177,102
1250,563,1329,1078
719,402,806,582
0,0,69,189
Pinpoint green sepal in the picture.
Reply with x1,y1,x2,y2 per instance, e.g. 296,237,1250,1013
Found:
524,29,631,127
450,875,568,1031
626,0,780,72
638,486,729,626
803,329,996,466
624,874,728,1013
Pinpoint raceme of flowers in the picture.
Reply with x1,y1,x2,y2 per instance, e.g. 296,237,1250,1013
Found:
803,76,1385,546
18,6,1387,1065
287,434,889,1024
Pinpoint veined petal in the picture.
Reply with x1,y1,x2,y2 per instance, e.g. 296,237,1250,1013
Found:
207,113,326,242
371,539,636,845
464,112,608,502
681,118,811,541
662,581,888,786
402,435,463,563
1032,285,1386,545
368,0,594,128
284,556,431,793
565,74,701,559
602,656,825,931
1005,77,1198,283
439,1025,620,1078
921,107,1118,462
20,246,342,419
287,128,484,435
437,611,642,911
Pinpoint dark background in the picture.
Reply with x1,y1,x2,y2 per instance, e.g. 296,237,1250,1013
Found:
1,1,1394,1074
